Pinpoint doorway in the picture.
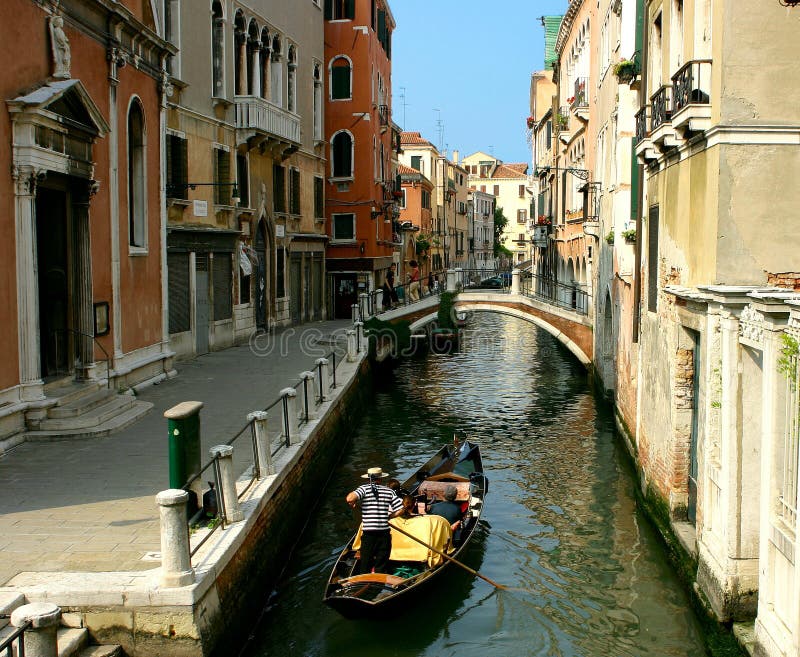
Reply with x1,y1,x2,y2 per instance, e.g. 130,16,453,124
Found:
255,221,268,330
36,187,71,379
333,274,357,319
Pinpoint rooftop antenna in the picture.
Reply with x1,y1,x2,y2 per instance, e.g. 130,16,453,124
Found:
433,108,444,152
399,86,408,130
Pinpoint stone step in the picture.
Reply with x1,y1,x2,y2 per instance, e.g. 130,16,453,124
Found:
0,592,25,632
49,389,117,419
39,396,136,431
25,400,154,442
45,380,102,408
58,627,89,657
78,646,123,657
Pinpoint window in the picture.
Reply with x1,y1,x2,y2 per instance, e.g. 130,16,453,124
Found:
289,167,301,215
519,184,525,197
331,131,353,178
480,185,486,193
212,2,224,96
313,63,322,141
214,146,231,205
166,132,188,200
128,99,146,249
325,0,355,20
421,190,431,209
493,185,500,196
398,189,406,208
647,205,660,312
273,163,286,213
410,155,422,171
236,153,249,207
331,57,351,100
270,35,283,105
332,213,355,241
517,209,527,223
314,175,324,219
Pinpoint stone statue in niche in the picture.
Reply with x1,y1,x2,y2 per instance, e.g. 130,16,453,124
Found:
49,15,71,79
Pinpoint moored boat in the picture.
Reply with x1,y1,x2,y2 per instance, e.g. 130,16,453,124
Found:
323,438,488,619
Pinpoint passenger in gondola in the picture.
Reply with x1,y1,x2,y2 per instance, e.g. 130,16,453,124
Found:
428,484,462,532
346,467,404,574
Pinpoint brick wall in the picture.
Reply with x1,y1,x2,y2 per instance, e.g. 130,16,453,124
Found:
767,272,800,290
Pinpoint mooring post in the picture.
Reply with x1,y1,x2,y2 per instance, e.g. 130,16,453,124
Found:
359,292,370,319
346,329,357,362
156,489,195,587
209,445,243,523
300,371,317,420
511,268,521,294
351,302,360,323
375,288,384,312
10,603,61,657
315,357,330,401
355,320,364,352
247,411,273,477
280,387,299,444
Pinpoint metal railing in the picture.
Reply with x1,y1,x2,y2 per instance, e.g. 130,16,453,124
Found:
357,270,448,319
650,85,672,131
636,105,650,142
0,615,30,657
672,60,712,114
520,270,589,315
572,77,588,109
52,328,111,389
556,106,570,133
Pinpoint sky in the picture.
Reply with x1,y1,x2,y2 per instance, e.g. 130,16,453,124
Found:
391,0,566,166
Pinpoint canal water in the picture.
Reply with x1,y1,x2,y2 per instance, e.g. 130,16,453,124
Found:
243,313,707,657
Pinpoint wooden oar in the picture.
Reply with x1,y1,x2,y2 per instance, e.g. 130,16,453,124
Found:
389,519,509,590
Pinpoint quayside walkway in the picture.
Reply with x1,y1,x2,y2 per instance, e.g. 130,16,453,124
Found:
0,319,351,586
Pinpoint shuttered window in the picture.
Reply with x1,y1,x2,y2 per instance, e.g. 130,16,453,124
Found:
213,253,232,320
168,253,190,334
314,176,324,219
166,134,188,200
331,59,351,100
325,0,354,20
647,205,660,312
237,154,249,208
332,132,352,178
273,164,286,213
290,168,301,215
214,148,230,205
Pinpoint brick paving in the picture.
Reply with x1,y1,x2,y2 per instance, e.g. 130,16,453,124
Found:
0,320,352,585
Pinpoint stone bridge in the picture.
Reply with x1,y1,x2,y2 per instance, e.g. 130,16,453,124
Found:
369,288,593,367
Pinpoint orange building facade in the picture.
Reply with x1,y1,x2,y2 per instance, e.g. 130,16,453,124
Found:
323,0,399,319
0,0,173,440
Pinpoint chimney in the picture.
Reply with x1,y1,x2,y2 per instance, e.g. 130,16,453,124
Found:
452,150,459,165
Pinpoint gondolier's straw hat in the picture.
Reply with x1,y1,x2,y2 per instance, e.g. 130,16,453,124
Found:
361,467,389,479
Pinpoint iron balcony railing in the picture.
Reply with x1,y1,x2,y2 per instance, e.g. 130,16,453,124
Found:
556,106,570,133
234,96,300,144
650,85,672,131
572,77,588,109
672,60,712,114
636,106,650,141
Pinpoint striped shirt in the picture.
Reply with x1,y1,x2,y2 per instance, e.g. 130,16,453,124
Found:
353,483,403,532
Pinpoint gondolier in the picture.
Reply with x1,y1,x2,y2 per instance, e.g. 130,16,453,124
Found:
346,467,404,575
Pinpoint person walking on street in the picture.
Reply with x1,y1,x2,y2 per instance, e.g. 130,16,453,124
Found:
407,260,421,302
346,467,404,574
384,263,399,309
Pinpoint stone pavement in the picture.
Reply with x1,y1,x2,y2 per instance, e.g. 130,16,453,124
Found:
0,320,353,585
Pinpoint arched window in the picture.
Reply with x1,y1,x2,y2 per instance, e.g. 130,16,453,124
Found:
330,56,351,100
287,45,297,112
331,131,353,178
313,62,322,141
260,28,270,100
128,99,146,249
211,1,224,97
271,35,283,106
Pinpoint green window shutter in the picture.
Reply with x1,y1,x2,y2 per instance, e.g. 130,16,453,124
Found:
378,10,385,43
166,135,174,195
324,0,332,20
273,164,285,213
178,137,188,200
314,177,324,218
291,169,301,214
215,149,230,205
345,0,355,19
332,63,350,99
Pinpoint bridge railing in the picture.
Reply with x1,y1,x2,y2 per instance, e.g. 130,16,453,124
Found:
519,270,589,315
362,269,449,318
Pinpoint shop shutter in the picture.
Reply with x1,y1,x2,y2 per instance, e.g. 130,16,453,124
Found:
168,252,190,333
213,253,233,320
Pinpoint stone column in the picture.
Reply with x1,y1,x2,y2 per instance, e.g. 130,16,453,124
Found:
280,387,299,444
10,602,61,657
13,166,44,399
247,411,273,477
446,269,457,292
251,43,261,98
511,268,521,295
209,445,243,523
72,182,97,380
156,489,195,587
315,357,330,401
346,329,357,362
236,31,247,95
300,371,317,420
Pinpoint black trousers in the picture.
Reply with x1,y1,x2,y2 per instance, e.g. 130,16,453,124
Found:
359,529,391,574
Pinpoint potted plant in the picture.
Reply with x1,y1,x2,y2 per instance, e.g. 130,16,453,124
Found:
526,116,535,129
605,231,615,245
614,59,638,84
622,228,636,244
556,113,569,129
536,215,552,226
415,234,431,254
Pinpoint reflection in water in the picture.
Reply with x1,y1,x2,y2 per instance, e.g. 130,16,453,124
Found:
244,314,706,657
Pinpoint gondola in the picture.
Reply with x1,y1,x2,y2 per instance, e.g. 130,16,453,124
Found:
323,438,488,619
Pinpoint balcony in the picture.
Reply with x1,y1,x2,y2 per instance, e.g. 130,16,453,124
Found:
533,225,549,248
634,106,657,163
671,60,712,137
234,96,300,149
555,106,571,142
571,77,589,121
649,85,679,152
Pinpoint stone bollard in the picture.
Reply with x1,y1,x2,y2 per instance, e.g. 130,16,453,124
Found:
359,292,370,319
11,602,61,657
315,357,330,401
375,288,384,312
351,302,360,324
511,268,521,294
247,411,273,477
156,489,195,588
209,445,244,523
346,330,357,362
300,371,317,420
455,267,464,290
354,321,364,352
280,387,299,444
446,269,457,292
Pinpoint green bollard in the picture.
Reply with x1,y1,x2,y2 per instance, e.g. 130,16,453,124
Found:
164,401,203,515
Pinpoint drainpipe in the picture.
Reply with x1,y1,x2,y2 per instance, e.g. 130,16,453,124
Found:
632,0,648,343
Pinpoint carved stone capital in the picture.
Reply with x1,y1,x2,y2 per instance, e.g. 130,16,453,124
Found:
12,166,45,196
739,304,765,348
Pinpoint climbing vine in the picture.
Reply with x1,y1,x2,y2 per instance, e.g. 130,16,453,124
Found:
778,333,799,387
